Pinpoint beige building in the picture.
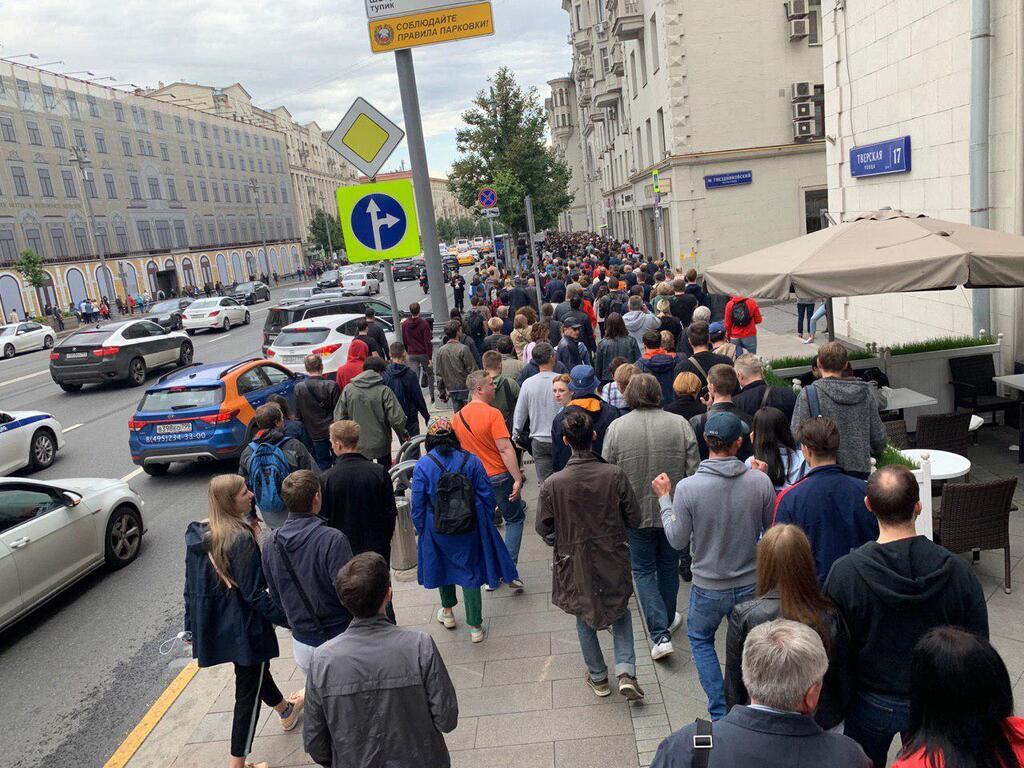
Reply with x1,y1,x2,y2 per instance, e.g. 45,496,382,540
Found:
546,76,590,231
551,0,828,271
822,0,1024,359
0,61,307,319
357,170,472,221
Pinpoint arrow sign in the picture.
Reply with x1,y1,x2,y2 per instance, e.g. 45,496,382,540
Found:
366,198,401,251
336,180,421,263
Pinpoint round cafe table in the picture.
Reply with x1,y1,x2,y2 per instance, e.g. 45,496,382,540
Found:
900,449,971,481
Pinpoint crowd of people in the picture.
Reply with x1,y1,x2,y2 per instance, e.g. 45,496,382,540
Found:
180,231,1020,768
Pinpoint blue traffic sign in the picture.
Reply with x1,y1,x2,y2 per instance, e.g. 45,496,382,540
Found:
478,187,498,209
350,193,408,251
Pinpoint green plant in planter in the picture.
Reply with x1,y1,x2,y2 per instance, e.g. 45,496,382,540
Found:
768,350,874,370
876,444,920,470
885,335,996,356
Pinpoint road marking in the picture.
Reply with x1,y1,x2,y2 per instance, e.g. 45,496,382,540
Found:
62,423,83,433
203,333,235,345
120,466,144,482
102,660,198,768
0,369,48,388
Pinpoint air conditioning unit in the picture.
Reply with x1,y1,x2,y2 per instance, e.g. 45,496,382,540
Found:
794,118,816,140
791,81,813,100
789,18,810,39
595,22,606,34
785,0,809,19
792,101,815,120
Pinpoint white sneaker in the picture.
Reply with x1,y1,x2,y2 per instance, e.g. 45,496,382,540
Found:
436,608,456,629
668,612,683,634
651,639,674,660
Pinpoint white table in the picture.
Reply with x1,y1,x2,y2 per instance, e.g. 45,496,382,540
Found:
880,387,938,413
900,449,971,480
993,374,1024,461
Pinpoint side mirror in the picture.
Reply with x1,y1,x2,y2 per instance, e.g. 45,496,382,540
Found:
62,491,83,507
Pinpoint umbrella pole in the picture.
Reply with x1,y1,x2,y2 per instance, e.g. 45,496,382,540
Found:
826,298,836,342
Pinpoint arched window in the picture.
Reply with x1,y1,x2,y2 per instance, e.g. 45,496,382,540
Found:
182,257,196,287
95,264,115,300
230,252,243,283
34,270,58,312
147,261,159,294
66,268,88,306
216,253,229,284
0,273,28,321
258,248,269,275
200,256,213,286
121,262,140,295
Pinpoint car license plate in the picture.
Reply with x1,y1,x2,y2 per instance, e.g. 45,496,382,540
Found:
64,352,88,359
156,422,193,435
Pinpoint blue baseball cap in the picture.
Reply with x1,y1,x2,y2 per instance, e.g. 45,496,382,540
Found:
704,411,747,443
569,365,599,394
708,321,726,336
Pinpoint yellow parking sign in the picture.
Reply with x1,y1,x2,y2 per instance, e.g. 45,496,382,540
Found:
336,180,421,264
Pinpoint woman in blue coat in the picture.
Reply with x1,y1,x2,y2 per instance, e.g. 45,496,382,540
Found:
411,417,519,643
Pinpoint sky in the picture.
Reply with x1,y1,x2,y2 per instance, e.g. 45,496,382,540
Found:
0,0,572,176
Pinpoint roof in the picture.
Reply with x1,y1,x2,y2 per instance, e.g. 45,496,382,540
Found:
281,313,363,330
148,359,261,389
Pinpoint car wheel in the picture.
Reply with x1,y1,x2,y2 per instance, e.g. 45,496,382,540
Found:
104,505,143,568
29,429,56,470
186,328,196,336
127,357,147,387
2,343,13,359
58,381,83,393
178,341,194,366
142,462,169,477
43,335,54,349
222,317,231,332
243,311,251,325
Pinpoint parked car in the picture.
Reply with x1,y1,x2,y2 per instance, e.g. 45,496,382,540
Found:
1,322,56,359
268,313,395,375
338,272,380,296
391,260,419,281
181,297,251,335
49,320,194,392
128,358,302,476
0,409,64,475
0,476,146,631
143,298,193,332
316,270,342,290
229,281,271,305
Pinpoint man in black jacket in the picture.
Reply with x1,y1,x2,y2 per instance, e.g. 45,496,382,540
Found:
673,321,734,386
294,354,340,471
732,354,797,423
667,278,698,327
825,465,989,768
382,342,430,441
364,308,390,360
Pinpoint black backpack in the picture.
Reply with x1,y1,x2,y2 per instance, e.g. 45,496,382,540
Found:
427,451,477,535
730,298,752,328
465,310,485,341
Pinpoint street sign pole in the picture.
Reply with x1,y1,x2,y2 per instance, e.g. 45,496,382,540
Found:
370,173,402,329
395,48,449,322
486,217,498,268
525,195,543,310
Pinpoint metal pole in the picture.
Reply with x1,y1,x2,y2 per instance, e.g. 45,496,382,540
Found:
395,48,449,323
970,0,992,336
250,178,269,279
71,146,123,304
653,199,662,265
486,216,497,269
525,196,543,309
320,193,335,263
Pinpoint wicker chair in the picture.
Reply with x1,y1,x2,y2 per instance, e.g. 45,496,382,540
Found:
915,412,973,455
935,477,1017,594
884,419,911,449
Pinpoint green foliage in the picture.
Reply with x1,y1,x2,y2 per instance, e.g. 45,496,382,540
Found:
876,444,920,470
886,334,996,355
448,67,572,236
14,249,47,289
307,209,344,256
762,368,796,389
767,349,875,370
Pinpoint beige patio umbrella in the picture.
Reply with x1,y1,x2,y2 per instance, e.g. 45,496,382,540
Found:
703,209,1024,300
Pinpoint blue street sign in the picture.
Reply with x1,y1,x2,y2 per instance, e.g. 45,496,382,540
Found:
849,136,912,178
350,193,408,252
478,187,498,209
704,170,753,189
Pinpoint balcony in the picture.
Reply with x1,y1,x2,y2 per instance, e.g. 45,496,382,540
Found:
610,41,625,75
578,83,593,107
576,53,593,79
594,75,622,108
589,110,607,127
611,0,643,40
573,27,593,53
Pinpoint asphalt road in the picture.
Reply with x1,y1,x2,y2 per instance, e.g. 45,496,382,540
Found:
0,271,447,768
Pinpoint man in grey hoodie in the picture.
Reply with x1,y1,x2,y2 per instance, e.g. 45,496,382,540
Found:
622,295,659,348
652,411,775,721
791,341,886,480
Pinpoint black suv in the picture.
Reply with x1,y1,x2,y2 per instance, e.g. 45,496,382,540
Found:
316,270,341,289
229,281,271,304
262,296,433,354
391,260,419,281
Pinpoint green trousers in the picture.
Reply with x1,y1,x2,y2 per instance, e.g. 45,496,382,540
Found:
439,585,482,627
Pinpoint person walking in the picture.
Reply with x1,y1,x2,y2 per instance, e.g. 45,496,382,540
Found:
363,308,390,360
433,320,477,411
261,470,353,676
603,374,699,661
595,312,641,383
411,417,519,643
334,356,408,468
184,475,301,768
335,339,369,392
512,342,561,485
268,394,312,455
668,278,698,327
665,372,707,420
482,350,519,435
303,552,459,768
537,410,646,701
622,294,659,348
723,294,762,355
672,321,734,387
732,355,798,423
689,364,754,461
653,412,775,720
293,354,341,472
383,342,431,444
401,301,435,403
550,364,620,473
451,272,466,312
556,316,592,370
635,329,678,406
496,336,524,382
745,407,807,491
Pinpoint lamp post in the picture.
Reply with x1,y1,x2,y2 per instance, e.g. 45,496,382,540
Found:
5,54,38,61
69,146,125,301
319,191,335,263
249,178,269,279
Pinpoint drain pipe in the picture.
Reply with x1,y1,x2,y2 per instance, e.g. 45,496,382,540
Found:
970,0,992,335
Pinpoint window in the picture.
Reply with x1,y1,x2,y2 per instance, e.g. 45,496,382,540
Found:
187,179,196,201
50,125,66,149
137,221,154,249
121,136,133,156
228,154,235,170
61,169,77,198
50,226,69,257
12,166,29,196
645,119,654,167
73,227,89,255
649,15,660,71
181,145,189,164
244,185,251,204
194,221,204,244
86,173,101,198
42,85,56,110
174,220,188,248
236,369,266,395
630,52,639,98
262,187,268,203
223,182,230,201
153,112,163,130
600,47,609,76
270,186,277,204
0,117,15,142
635,127,643,168
194,148,202,166
25,227,44,256
212,183,220,203
656,108,666,157
188,119,196,136
248,157,255,172
38,168,55,197
87,96,99,118
286,219,293,239
131,105,140,125
67,92,79,118
217,152,224,168
200,123,208,139
156,221,173,248
213,126,220,142
148,177,162,199
137,138,147,155
224,129,231,144
114,102,125,122
174,116,183,133
808,0,822,45
167,178,178,201
244,132,251,147
200,180,208,202
26,122,42,145
258,159,264,173
233,183,241,203
234,130,240,144
115,225,130,252
73,129,86,150
0,487,65,533
96,224,109,254
207,222,216,244
638,37,648,85
16,80,31,108
94,131,107,154
104,172,117,199
218,221,227,242
229,221,238,242
160,143,169,161
280,185,288,204
129,175,142,200
262,137,268,150
0,229,16,262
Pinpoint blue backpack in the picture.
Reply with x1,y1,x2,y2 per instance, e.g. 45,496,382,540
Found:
247,438,291,516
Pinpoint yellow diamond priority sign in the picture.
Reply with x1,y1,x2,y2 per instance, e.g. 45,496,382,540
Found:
327,98,405,180
337,180,422,264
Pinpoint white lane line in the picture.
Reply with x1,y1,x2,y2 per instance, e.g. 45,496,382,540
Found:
120,466,145,482
62,423,83,433
0,369,49,388
204,334,235,345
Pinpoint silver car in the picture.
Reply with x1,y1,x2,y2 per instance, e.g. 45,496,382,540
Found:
0,476,145,631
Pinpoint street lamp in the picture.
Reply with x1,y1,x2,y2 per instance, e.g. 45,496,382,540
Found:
248,178,269,276
87,76,116,83
112,83,139,89
68,146,123,299
37,61,65,68
5,54,38,61
61,70,94,77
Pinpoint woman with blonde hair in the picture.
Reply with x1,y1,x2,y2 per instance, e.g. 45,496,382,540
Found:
511,313,532,359
552,372,573,408
665,371,706,420
184,474,300,768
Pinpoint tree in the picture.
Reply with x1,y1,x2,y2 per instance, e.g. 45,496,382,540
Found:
307,210,344,256
449,67,572,240
14,249,47,291
436,216,458,242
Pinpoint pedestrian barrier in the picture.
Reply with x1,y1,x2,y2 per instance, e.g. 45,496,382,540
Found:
389,457,419,573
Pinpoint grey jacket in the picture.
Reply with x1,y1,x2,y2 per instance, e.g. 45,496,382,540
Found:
433,340,477,399
334,371,407,460
791,377,886,475
658,457,775,590
622,309,659,347
304,616,458,768
602,408,700,528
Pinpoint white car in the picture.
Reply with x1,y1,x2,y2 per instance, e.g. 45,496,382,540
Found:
456,238,470,253
338,272,381,296
0,475,145,631
267,313,395,375
0,410,64,476
181,297,251,334
1,321,56,359
473,237,484,249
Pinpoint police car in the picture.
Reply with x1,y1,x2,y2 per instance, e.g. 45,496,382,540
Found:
0,409,64,475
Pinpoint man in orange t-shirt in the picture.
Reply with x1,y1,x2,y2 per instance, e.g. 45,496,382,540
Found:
452,370,526,591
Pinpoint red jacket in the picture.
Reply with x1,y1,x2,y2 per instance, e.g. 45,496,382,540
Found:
401,316,432,357
336,339,368,391
893,717,1024,767
724,296,762,339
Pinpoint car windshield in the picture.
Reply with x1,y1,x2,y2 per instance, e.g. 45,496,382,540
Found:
264,307,304,333
235,282,255,291
276,328,330,347
148,300,181,314
139,385,224,412
189,298,221,308
60,330,116,346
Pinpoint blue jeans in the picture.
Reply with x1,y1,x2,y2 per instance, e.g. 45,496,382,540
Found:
490,472,524,564
810,302,827,333
731,336,757,355
687,583,757,720
311,439,334,471
844,691,912,768
576,609,636,682
627,527,680,644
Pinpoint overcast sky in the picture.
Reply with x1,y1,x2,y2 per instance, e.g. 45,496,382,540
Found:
1,0,572,176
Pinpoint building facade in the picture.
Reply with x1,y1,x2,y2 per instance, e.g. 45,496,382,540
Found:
546,76,590,231
822,0,1024,359
357,170,472,222
0,62,307,320
551,0,828,271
